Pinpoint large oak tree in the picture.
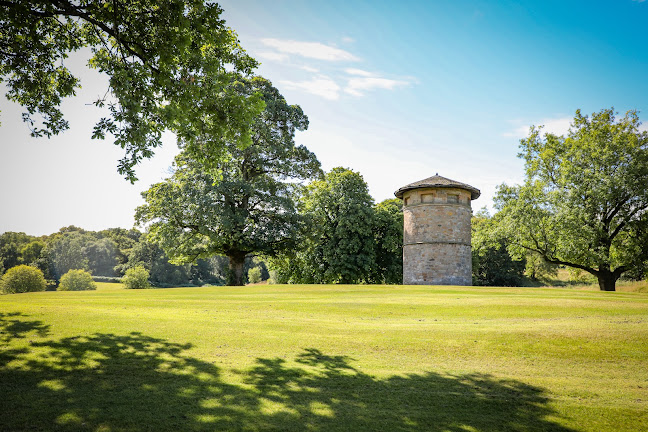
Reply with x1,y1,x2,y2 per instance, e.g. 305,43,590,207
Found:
495,109,648,291
1,0,263,181
135,77,321,285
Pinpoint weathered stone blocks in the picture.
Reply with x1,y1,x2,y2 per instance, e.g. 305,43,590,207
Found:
395,175,480,286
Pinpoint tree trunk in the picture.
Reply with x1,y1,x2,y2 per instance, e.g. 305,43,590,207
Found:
227,252,247,286
596,269,616,291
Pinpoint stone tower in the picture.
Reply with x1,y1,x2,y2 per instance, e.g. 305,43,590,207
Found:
394,174,480,285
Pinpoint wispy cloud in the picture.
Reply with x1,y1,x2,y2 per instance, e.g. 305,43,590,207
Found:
300,65,319,73
503,117,572,138
257,51,289,62
341,36,355,43
280,76,341,100
345,68,376,77
260,38,359,61
345,76,410,96
257,38,414,100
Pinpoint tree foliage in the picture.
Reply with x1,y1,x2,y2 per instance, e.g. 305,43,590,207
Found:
247,267,261,284
122,236,192,286
0,225,223,287
44,230,91,279
0,232,32,272
470,209,526,287
495,108,648,291
59,269,97,291
271,168,377,284
0,264,46,294
1,0,263,181
371,198,403,284
136,77,320,285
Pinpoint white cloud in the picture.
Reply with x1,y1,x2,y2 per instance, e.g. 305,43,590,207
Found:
503,117,572,138
341,36,355,43
260,38,359,61
345,68,375,77
300,65,319,73
280,76,341,100
256,51,289,62
344,76,409,96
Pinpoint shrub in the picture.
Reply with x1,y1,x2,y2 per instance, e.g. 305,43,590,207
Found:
122,266,150,289
0,265,47,294
92,276,122,283
59,269,97,291
247,267,262,284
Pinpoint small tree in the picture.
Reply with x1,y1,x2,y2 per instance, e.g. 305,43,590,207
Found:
1,265,46,294
247,267,262,284
59,269,97,291
122,266,150,289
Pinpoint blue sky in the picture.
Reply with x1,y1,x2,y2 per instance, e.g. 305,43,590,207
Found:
1,0,648,235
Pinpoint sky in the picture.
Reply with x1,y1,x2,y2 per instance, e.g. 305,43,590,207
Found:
2,0,648,236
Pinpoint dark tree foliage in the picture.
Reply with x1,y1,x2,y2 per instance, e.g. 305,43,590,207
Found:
471,208,526,287
122,238,190,287
84,237,118,276
271,168,376,284
0,232,32,272
99,228,142,269
371,198,403,284
473,241,526,287
1,0,263,181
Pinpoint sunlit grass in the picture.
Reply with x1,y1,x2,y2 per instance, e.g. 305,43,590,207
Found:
1,284,647,431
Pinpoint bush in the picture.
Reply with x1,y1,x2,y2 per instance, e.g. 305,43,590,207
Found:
122,266,150,289
92,276,122,283
247,267,262,284
59,269,97,291
0,265,47,294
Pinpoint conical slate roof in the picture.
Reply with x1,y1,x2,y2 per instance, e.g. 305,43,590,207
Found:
394,174,480,200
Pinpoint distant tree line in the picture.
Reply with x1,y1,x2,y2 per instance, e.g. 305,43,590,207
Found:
0,226,269,288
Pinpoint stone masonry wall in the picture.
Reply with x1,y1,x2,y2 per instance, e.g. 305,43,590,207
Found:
402,187,472,285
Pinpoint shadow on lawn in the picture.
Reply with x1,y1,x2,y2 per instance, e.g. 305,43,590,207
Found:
1,314,574,432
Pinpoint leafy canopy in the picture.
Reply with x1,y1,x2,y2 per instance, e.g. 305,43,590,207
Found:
136,77,321,285
1,1,263,181
271,167,377,284
495,108,648,291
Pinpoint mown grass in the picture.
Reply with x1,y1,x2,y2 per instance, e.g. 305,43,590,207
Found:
1,283,647,431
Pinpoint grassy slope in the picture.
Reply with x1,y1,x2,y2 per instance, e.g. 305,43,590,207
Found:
1,283,647,431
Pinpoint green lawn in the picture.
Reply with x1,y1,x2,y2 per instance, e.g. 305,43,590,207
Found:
1,283,647,431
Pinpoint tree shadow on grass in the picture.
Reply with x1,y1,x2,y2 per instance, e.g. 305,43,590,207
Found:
0,312,50,342
1,315,575,432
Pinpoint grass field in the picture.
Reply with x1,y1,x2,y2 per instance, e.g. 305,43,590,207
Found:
1,283,647,431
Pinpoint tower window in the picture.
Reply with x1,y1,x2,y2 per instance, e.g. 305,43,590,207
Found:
421,193,434,203
447,194,459,204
